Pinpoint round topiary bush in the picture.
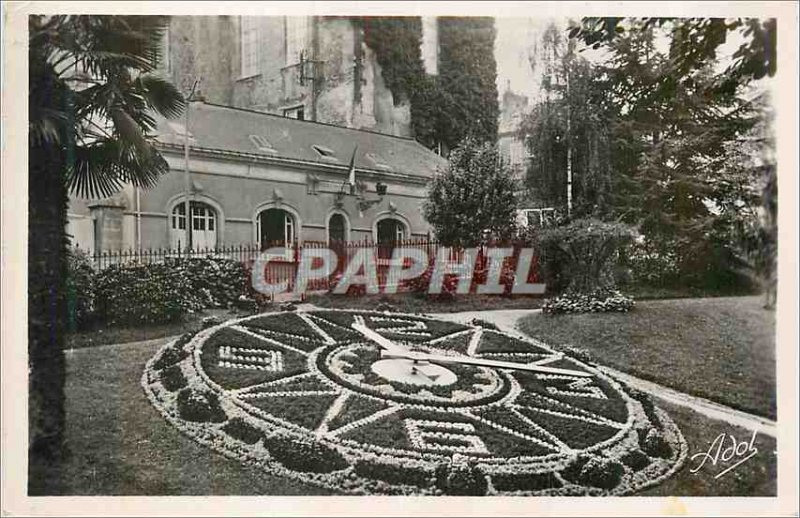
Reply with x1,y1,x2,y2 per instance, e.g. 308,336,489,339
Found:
176,388,226,423
434,455,488,496
160,365,187,392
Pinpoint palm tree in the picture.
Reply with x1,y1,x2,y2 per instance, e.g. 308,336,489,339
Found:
28,15,184,493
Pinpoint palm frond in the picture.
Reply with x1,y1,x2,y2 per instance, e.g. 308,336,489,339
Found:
66,138,168,198
135,75,185,119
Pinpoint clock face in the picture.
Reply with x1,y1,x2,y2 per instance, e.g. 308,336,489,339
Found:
143,310,686,495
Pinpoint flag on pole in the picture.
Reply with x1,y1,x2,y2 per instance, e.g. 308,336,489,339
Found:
347,145,358,194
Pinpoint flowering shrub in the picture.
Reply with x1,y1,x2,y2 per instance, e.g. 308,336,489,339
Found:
542,288,635,314
66,247,96,330
176,388,227,423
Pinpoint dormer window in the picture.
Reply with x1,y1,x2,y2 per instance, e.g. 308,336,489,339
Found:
249,134,276,153
365,152,392,171
312,145,338,161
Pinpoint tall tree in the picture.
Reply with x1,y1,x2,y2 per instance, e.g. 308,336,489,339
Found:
588,19,769,286
28,15,184,493
424,138,518,247
521,22,614,217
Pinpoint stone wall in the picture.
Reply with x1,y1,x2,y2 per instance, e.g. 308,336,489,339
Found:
165,15,412,137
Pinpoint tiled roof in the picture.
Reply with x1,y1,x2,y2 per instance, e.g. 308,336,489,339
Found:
154,102,448,179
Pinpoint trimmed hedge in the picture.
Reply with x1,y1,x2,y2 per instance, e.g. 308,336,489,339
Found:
81,257,249,326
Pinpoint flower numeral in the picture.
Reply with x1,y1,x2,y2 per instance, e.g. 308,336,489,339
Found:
218,346,284,372
405,419,489,454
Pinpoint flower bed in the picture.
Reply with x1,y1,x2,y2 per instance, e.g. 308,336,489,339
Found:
142,310,686,495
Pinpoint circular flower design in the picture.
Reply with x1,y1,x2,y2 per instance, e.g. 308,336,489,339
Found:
142,310,686,495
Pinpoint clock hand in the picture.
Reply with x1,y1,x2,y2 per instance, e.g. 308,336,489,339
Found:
381,350,593,378
351,317,410,356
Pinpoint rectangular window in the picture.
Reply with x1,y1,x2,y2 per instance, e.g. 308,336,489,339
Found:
241,17,260,78
285,17,309,66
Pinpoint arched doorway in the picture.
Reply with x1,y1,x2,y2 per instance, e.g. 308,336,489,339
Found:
375,217,407,260
171,201,218,250
376,217,406,244
328,213,348,243
258,208,296,250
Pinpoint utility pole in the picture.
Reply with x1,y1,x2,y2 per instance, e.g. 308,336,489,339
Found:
565,57,573,217
183,79,199,253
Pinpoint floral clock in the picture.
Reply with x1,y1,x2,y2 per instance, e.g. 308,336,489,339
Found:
142,310,687,495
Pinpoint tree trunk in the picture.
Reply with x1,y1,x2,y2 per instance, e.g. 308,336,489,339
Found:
28,138,69,495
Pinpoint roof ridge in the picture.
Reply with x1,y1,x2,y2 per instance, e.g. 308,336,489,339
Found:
196,101,421,143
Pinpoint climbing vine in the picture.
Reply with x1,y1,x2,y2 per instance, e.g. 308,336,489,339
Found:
360,17,498,153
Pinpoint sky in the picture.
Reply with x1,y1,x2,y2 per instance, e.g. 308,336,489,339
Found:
492,17,767,109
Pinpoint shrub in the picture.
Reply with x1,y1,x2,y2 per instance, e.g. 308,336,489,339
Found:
222,417,264,445
640,428,673,459
176,388,227,423
94,262,204,326
406,261,459,301
153,334,192,371
539,218,635,293
160,365,188,392
625,238,681,287
93,256,250,326
577,457,624,490
470,318,499,330
561,455,623,490
178,256,248,308
353,459,432,488
542,287,635,314
263,434,348,473
66,247,96,330
434,455,488,496
620,450,651,471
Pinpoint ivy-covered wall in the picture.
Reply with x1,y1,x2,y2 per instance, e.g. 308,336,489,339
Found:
361,16,498,154
437,17,499,149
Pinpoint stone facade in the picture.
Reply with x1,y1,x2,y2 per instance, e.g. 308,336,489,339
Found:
497,85,529,186
161,15,413,137
67,102,446,253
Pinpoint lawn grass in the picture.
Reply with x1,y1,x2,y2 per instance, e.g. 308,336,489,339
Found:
305,292,543,313
518,296,776,419
65,307,262,350
33,335,775,496
639,402,776,497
